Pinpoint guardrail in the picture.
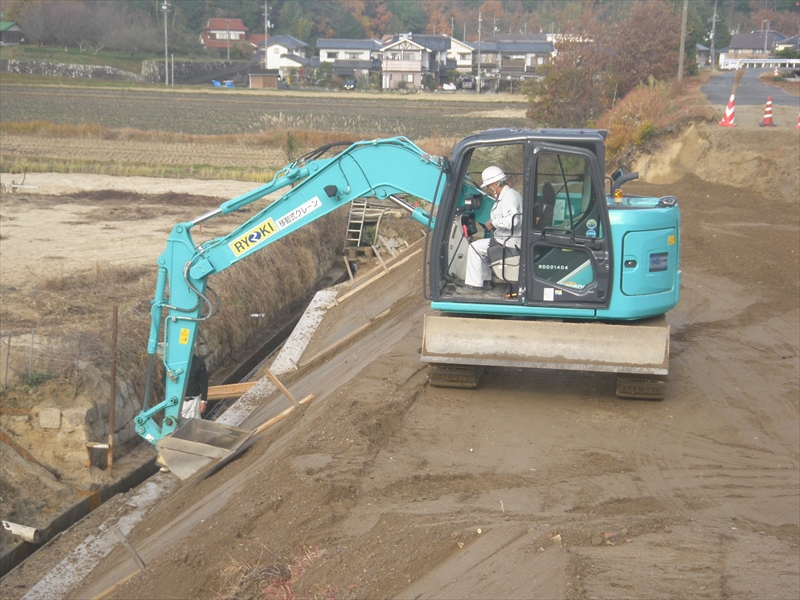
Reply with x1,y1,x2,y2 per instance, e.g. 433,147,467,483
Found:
720,58,800,70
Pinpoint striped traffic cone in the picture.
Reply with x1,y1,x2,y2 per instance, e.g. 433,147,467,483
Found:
718,94,736,127
796,114,800,129
774,66,780,76
759,97,776,127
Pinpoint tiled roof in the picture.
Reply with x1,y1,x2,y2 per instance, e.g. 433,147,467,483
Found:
317,38,383,51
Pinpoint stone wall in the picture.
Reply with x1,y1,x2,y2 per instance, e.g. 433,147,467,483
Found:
0,59,145,82
141,59,250,85
0,59,252,85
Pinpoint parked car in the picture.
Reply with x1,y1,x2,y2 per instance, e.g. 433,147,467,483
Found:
460,76,475,90
343,79,356,90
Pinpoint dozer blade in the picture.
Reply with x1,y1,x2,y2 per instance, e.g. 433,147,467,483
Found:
156,418,254,480
421,314,669,375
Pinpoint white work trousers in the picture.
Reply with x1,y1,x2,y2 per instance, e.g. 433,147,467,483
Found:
181,395,203,420
465,238,493,287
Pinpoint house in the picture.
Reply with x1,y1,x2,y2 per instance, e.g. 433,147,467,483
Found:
381,33,457,89
380,35,431,89
0,21,24,45
261,34,308,77
447,37,474,73
200,18,251,51
775,34,799,54
317,38,382,80
727,31,785,58
471,34,554,89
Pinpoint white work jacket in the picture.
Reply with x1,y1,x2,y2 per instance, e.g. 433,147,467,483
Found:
490,185,523,247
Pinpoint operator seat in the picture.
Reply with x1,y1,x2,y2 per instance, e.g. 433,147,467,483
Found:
536,182,556,230
488,213,522,285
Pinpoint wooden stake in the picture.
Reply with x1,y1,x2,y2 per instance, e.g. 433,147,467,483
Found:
108,306,118,476
253,393,315,436
263,368,300,409
371,245,389,273
114,527,145,570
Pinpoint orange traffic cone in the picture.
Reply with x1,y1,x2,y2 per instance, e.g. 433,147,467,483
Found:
796,113,800,129
773,66,780,76
718,94,736,127
759,97,776,127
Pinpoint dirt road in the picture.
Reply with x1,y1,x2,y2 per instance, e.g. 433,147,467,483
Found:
1,114,798,598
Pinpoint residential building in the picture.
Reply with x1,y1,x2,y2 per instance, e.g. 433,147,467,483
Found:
200,18,251,50
381,36,431,89
317,38,382,80
381,33,457,89
775,34,799,54
471,34,554,89
261,34,309,78
447,38,474,73
727,31,785,59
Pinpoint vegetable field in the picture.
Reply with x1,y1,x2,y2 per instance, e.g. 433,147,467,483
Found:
0,86,528,138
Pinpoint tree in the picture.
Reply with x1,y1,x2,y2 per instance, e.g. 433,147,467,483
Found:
386,0,428,33
526,7,611,128
608,1,683,95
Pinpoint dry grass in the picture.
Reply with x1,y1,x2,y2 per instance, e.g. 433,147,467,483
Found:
217,546,336,600
595,74,715,167
0,208,347,403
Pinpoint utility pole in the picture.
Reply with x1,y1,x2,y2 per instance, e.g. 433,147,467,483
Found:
477,11,482,94
263,1,270,69
161,1,169,86
678,0,688,81
709,0,719,70
226,18,230,61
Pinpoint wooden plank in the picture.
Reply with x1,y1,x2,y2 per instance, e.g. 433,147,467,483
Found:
206,382,257,401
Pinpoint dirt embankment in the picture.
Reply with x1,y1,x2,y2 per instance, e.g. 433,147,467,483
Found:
0,115,796,599
634,103,800,202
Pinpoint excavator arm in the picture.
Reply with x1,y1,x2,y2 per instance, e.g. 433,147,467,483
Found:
136,137,449,444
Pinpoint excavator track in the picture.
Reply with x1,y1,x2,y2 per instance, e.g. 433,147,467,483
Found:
427,364,485,389
615,374,667,400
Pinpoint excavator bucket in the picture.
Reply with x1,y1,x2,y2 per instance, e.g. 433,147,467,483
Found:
421,315,670,399
155,418,254,480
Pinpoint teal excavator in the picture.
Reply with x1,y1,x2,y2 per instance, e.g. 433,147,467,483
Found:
137,129,680,478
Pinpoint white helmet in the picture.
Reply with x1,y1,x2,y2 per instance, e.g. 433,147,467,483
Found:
481,166,506,188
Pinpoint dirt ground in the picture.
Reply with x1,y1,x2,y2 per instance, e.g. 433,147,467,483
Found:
1,111,799,598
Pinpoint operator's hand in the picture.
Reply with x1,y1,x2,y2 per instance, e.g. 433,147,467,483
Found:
485,219,494,231
200,401,208,414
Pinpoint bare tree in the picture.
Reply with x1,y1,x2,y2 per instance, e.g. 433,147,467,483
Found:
19,1,49,46
95,1,160,55
526,8,612,128
48,1,95,50
608,2,683,97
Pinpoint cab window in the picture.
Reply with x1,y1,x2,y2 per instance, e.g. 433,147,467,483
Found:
533,152,601,239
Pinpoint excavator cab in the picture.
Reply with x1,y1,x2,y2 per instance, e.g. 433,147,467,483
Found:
432,130,613,309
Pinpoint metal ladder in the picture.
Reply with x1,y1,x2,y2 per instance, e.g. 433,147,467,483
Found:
344,199,369,251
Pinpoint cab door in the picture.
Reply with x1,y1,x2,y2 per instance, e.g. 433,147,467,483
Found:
524,145,612,308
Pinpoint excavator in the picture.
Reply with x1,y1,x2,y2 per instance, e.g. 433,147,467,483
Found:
137,128,680,478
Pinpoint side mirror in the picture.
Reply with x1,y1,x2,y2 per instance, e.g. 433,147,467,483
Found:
610,168,639,195
610,166,631,182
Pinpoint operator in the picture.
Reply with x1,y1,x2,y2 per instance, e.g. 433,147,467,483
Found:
180,353,209,420
464,166,523,290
